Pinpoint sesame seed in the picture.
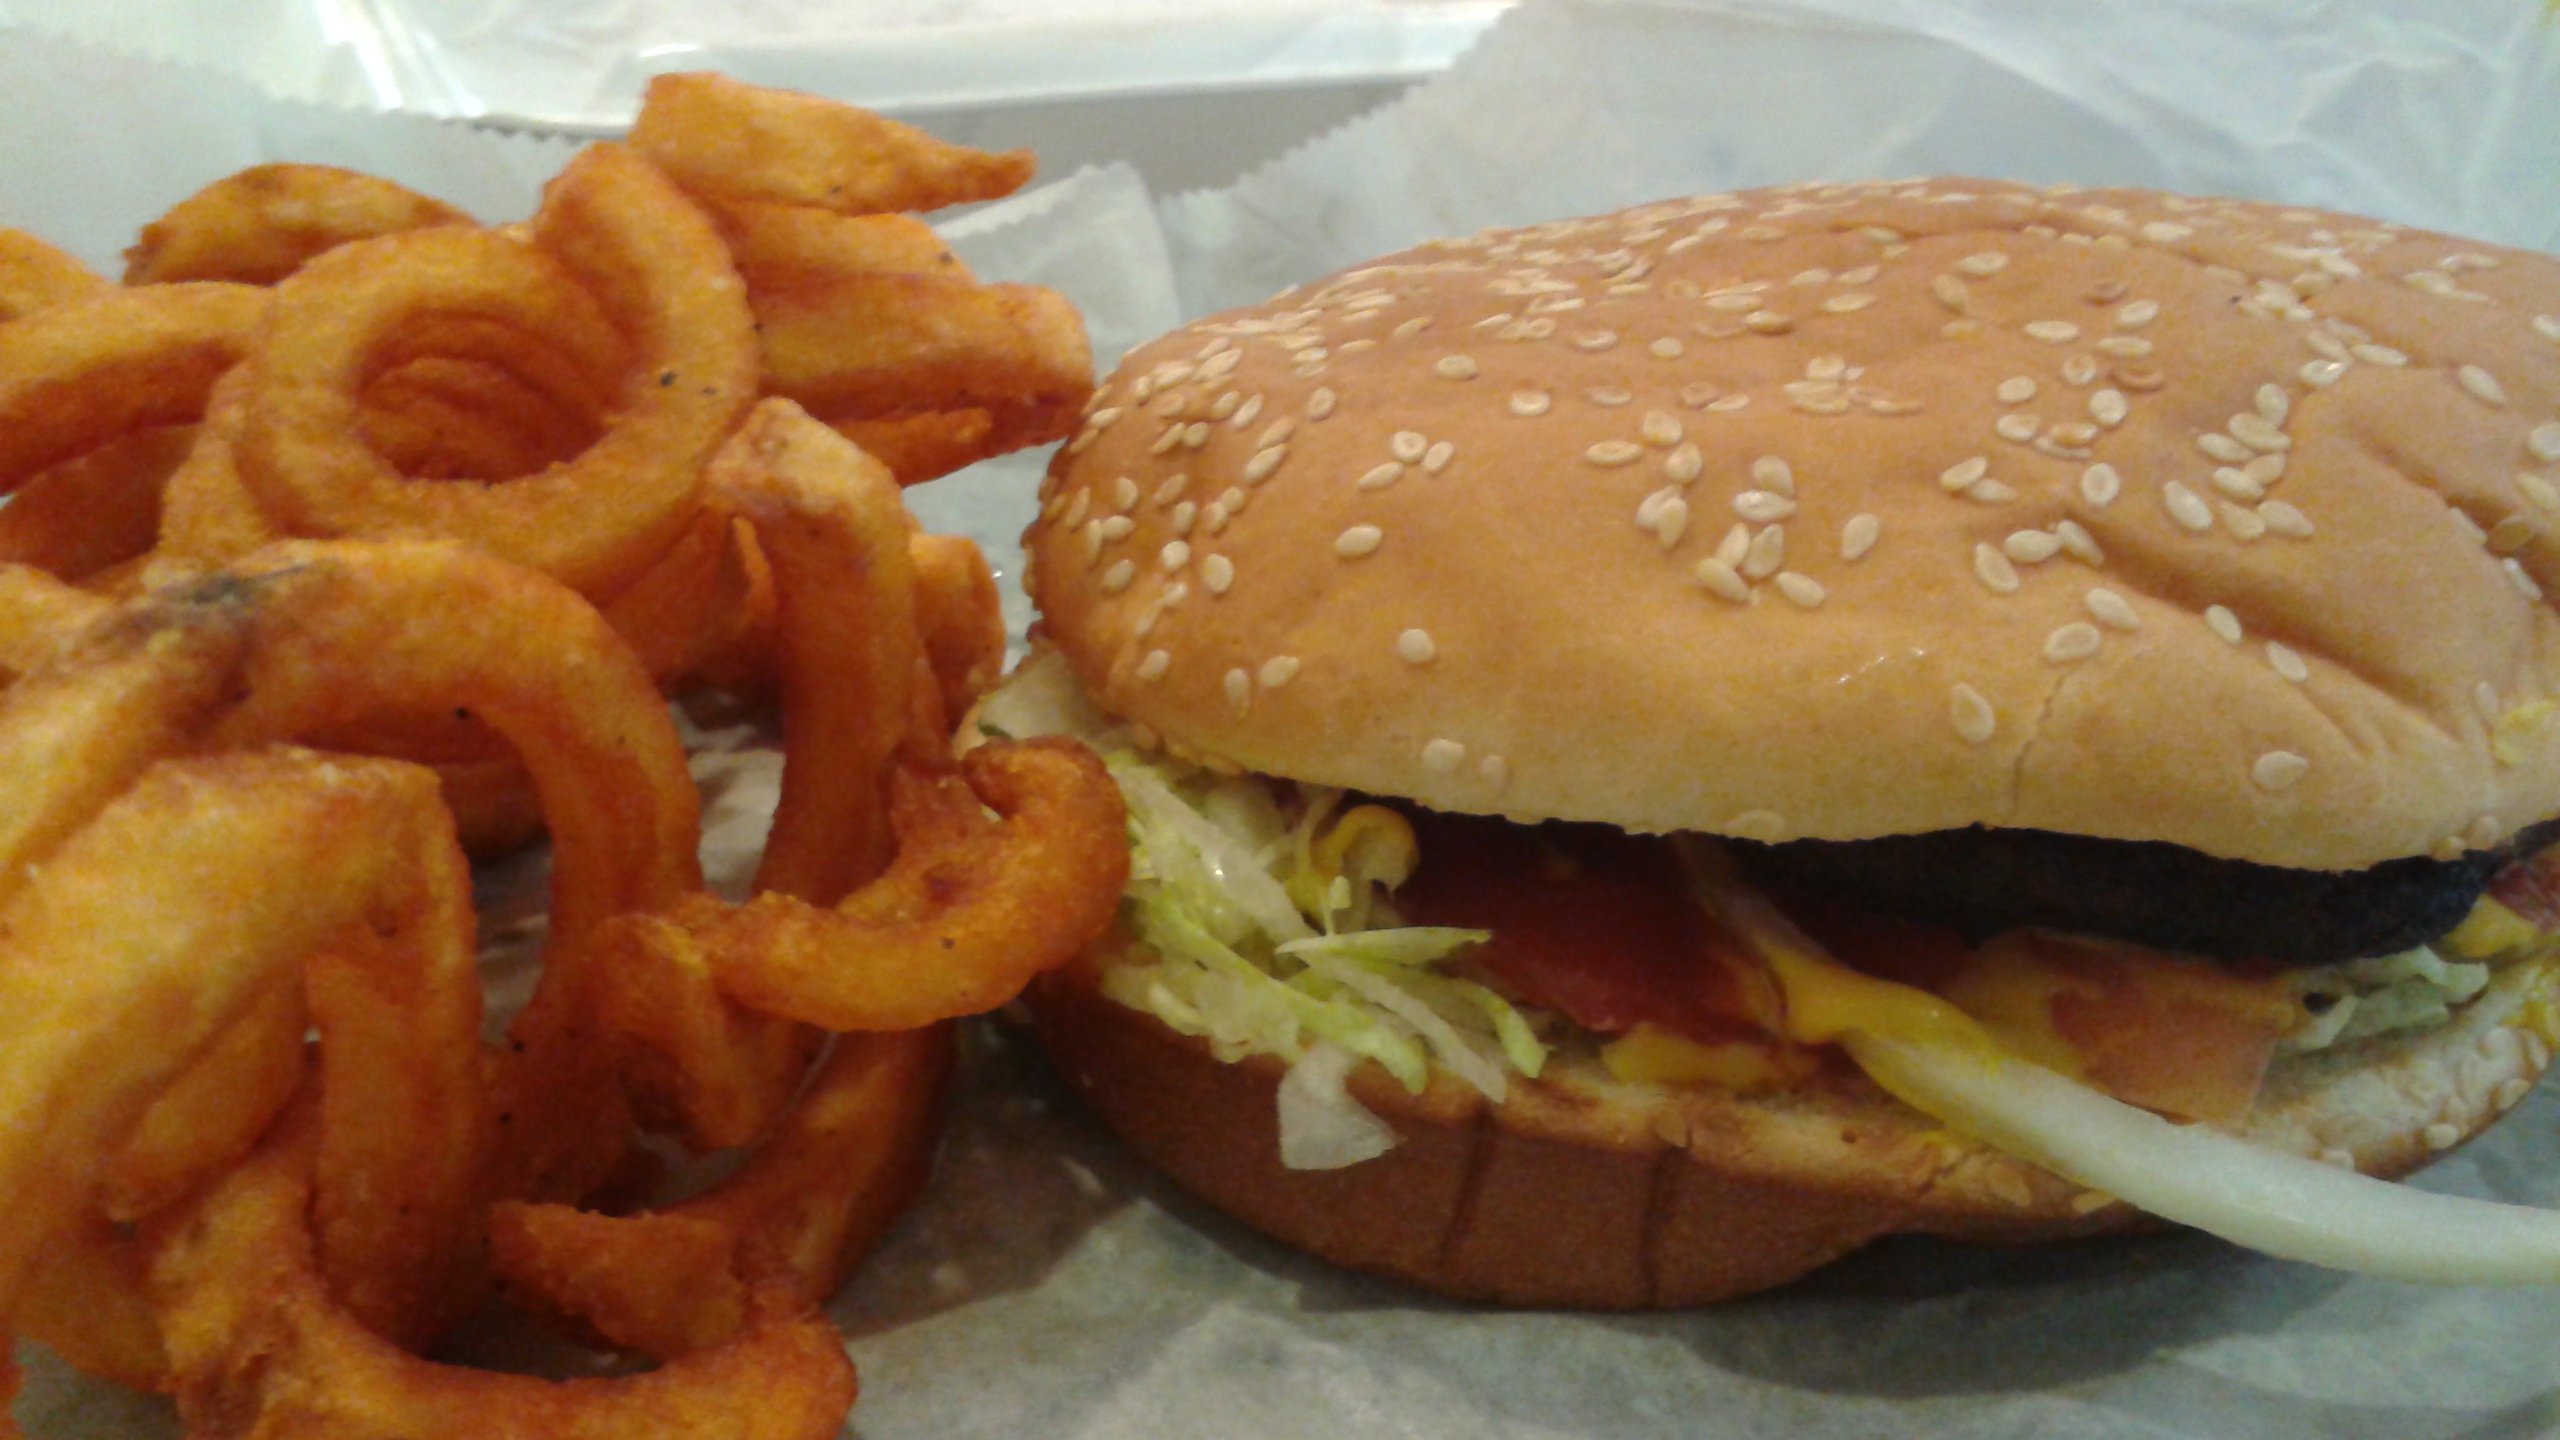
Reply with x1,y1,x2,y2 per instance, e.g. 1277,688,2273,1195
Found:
1154,474,1194,506
2454,364,2507,407
1224,668,1251,708
1587,387,1633,408
1357,462,1403,491
1390,431,1428,464
2422,1121,2462,1152
2062,355,2101,388
1751,455,1794,495
1951,684,1996,745
1997,376,2039,404
1573,330,1620,351
1242,446,1287,484
1744,525,1787,578
2228,413,2291,452
2047,422,2101,449
2526,424,2560,464
1641,411,1685,448
2044,623,2102,662
1650,337,1687,358
1335,526,1383,558
1973,544,2021,594
2267,642,2308,682
1111,475,1141,511
1160,540,1191,572
1306,388,1338,419
2085,588,2139,630
1726,810,1785,841
1664,443,1705,484
2164,481,2214,531
1230,394,1266,430
2198,432,2253,464
2300,359,2348,387
2538,315,2560,343
2002,530,2060,564
2507,558,2543,601
1823,293,1876,313
1100,559,1136,593
2245,453,2286,484
2253,751,2310,791
1842,513,1881,560
1479,754,1510,789
1585,440,1644,467
1202,554,1234,594
1062,489,1093,529
1774,572,1826,608
2253,385,2289,425
1968,480,2017,504
2115,299,2158,329
2114,365,2166,392
1435,355,1480,380
1135,649,1170,682
2352,343,2407,367
1696,558,1752,604
1507,390,1552,418
1933,275,1973,313
1258,418,1297,449
1956,251,2010,276
1678,381,1721,408
1179,422,1209,449
1397,629,1436,664
1259,656,1300,688
2223,502,2270,540
1422,738,1466,775
2519,472,2560,510
1995,413,2041,443
2024,320,2082,344
2056,519,2105,565
2259,500,2315,537
2089,389,2129,427
2095,335,2153,357
1716,524,1750,568
2080,462,2122,507
1708,395,1752,413
1735,491,1796,523
2206,606,2243,643
2211,466,2266,502
1745,311,1794,334
1420,441,1456,475
1393,316,1432,340
1099,515,1136,542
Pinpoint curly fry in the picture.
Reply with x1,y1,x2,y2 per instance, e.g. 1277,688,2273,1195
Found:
676,739,1128,1032
152,1109,860,1440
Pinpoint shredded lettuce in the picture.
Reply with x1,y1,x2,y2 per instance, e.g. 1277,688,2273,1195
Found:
982,647,1550,1110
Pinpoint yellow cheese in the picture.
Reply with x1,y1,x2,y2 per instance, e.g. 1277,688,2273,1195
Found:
1599,1024,1818,1091
2443,895,2544,960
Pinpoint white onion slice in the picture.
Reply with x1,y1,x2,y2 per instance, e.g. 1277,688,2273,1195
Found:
1847,1028,2560,1286
1678,835,2560,1287
1277,1042,1401,1170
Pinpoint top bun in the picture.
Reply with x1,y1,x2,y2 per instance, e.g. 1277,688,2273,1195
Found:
1028,179,2560,870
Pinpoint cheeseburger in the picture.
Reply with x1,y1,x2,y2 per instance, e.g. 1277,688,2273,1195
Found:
985,178,2560,1306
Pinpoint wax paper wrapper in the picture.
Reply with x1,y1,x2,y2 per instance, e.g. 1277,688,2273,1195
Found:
11,3,2560,1438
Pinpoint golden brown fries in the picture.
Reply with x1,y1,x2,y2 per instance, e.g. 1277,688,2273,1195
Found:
122,163,473,286
631,71,1035,215
0,69,1119,1440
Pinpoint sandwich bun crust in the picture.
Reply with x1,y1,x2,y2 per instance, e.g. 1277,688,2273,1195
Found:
1027,180,2560,870
1030,936,2560,1308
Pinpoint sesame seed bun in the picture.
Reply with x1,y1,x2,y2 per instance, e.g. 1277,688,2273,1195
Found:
1029,937,2560,1307
1027,179,2560,871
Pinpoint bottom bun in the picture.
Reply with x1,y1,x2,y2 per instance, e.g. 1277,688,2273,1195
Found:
1028,933,2560,1308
